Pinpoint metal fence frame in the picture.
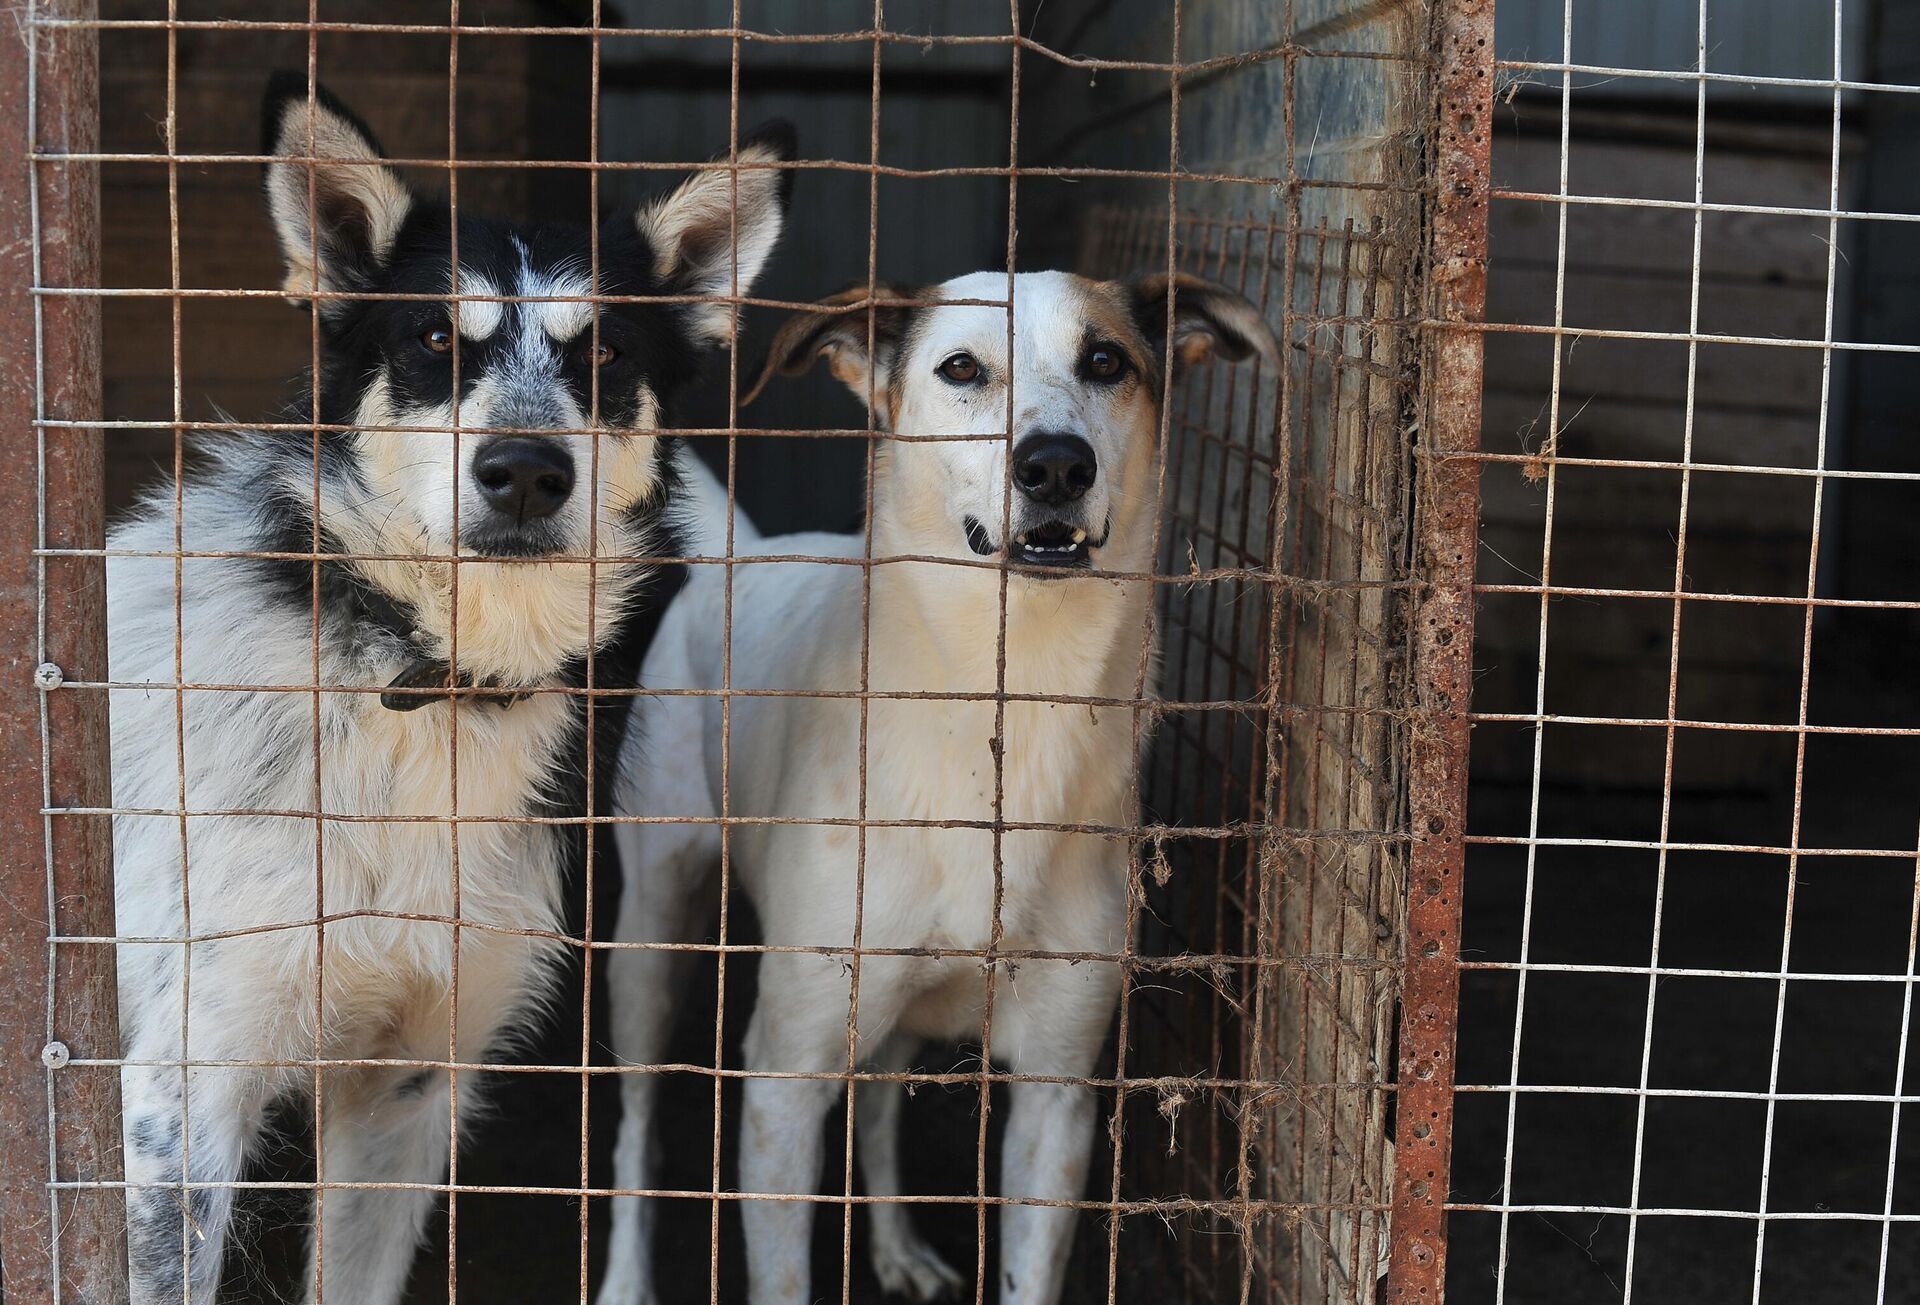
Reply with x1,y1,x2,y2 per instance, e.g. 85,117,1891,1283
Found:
1,2,127,1301
1390,0,1491,1298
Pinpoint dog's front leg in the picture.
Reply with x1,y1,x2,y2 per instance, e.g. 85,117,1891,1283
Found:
996,1080,1098,1305
994,960,1121,1305
598,806,722,1305
300,1064,461,1305
122,1058,274,1305
740,953,904,1305
858,1033,964,1302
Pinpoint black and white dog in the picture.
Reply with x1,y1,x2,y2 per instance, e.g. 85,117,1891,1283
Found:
109,77,791,1304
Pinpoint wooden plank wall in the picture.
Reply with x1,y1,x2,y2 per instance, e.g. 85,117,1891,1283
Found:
1473,97,1860,800
1494,0,1869,98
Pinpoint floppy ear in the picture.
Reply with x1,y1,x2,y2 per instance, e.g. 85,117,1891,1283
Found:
742,283,918,415
261,73,414,311
1128,272,1282,371
637,120,797,348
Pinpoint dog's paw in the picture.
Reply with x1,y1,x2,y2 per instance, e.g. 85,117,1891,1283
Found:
872,1229,965,1302
592,1264,654,1305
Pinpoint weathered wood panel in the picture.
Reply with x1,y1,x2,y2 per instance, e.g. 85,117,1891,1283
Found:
1496,0,1870,95
1475,101,1847,796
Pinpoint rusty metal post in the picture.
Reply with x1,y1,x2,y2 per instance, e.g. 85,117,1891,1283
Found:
0,3,127,1302
1387,0,1492,1299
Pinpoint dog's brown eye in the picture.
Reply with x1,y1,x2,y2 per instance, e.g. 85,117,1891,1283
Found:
420,328,455,355
589,342,619,368
1085,344,1126,380
938,353,981,384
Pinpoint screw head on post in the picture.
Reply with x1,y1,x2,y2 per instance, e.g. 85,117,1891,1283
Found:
33,662,63,690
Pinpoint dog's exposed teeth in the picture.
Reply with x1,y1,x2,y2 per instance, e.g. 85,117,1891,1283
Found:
1009,520,1093,571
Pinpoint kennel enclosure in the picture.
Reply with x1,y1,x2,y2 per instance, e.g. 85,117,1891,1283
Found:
0,3,1488,1303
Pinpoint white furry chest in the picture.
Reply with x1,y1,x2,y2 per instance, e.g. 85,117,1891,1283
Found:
336,693,569,816
865,694,1129,829
319,695,572,919
111,683,576,1060
794,696,1130,952
294,696,574,1047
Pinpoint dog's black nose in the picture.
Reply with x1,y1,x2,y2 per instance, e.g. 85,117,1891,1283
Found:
1012,432,1097,506
473,437,574,522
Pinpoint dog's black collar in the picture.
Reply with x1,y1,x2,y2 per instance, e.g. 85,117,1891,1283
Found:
379,658,533,713
345,575,534,713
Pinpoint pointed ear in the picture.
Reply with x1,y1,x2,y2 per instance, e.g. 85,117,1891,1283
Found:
1128,272,1281,371
742,283,919,416
261,73,413,312
637,120,797,348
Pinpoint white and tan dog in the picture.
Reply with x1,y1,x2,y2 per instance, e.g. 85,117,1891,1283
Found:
597,270,1278,1305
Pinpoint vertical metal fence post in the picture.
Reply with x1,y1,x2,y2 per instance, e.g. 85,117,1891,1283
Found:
1388,0,1493,1299
0,3,126,1302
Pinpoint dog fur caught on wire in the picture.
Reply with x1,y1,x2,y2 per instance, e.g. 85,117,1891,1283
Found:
108,76,792,1305
597,270,1280,1305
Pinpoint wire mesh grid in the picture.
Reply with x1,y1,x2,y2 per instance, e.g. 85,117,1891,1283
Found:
1454,0,1920,1300
1083,202,1419,1302
1,2,1481,1303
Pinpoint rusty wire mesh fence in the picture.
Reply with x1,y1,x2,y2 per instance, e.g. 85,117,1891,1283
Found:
1086,199,1420,1299
0,2,1489,1303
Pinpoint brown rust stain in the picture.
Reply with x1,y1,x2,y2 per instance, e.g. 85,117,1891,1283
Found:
1386,0,1492,1301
